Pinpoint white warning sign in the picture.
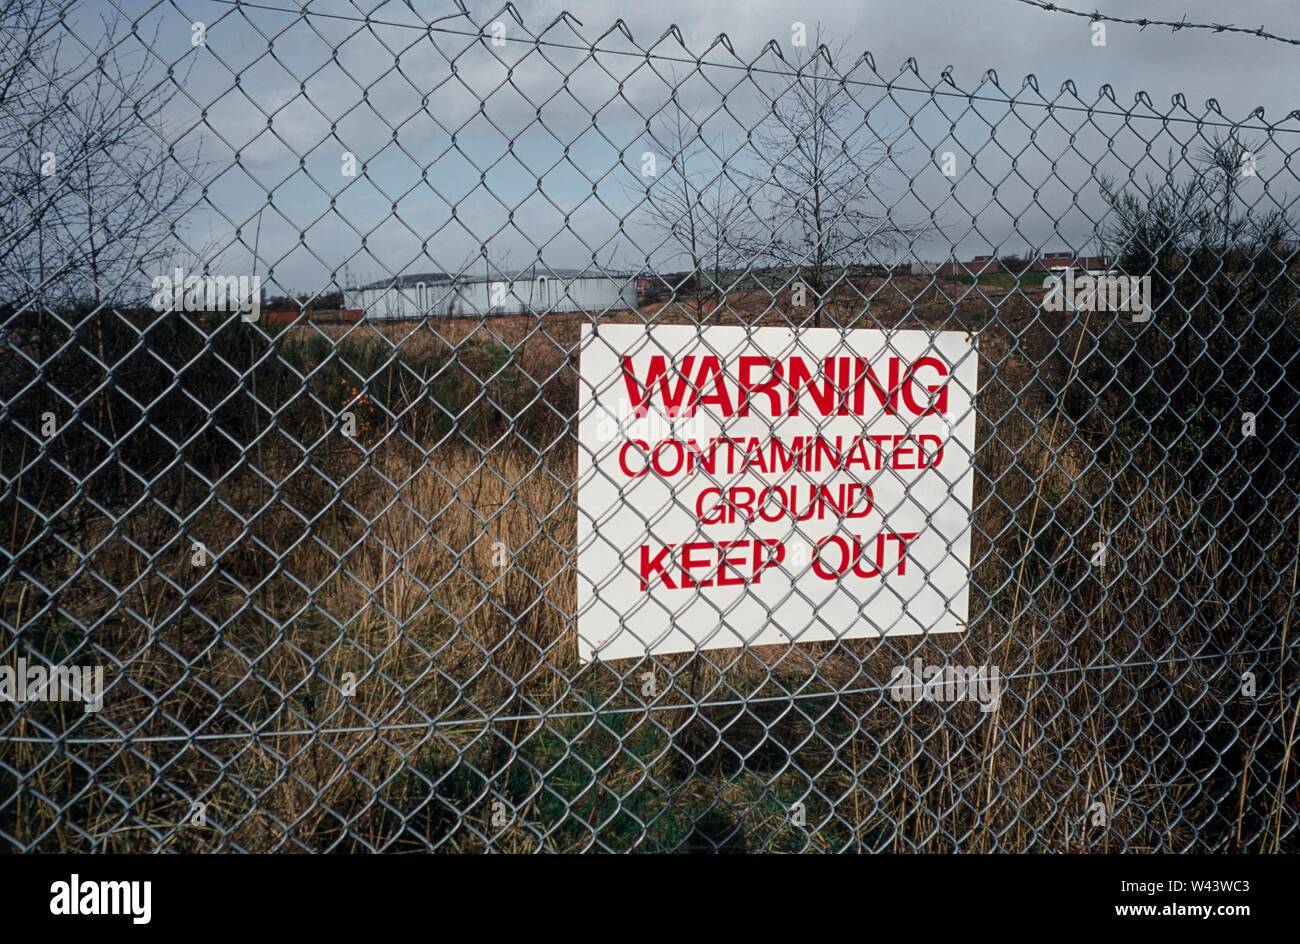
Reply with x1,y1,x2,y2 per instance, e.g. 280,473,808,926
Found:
576,323,977,662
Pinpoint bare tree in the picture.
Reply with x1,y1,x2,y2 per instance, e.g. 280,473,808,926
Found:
747,31,916,327
0,0,75,309
0,1,203,311
1196,131,1266,247
0,0,206,518
628,83,747,322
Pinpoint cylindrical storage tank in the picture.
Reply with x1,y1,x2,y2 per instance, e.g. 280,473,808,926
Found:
557,276,637,313
458,274,636,315
348,275,451,320
348,271,635,319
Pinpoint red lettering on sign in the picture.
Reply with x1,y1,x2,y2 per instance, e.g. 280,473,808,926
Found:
637,539,786,590
620,354,950,419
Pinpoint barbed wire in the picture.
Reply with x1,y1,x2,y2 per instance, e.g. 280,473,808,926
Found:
1007,0,1300,47
194,0,1300,133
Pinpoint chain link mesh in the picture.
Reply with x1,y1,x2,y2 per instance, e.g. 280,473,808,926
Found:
2,1,1298,852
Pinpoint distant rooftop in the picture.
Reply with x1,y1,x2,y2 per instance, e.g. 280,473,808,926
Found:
350,272,447,291
351,267,629,291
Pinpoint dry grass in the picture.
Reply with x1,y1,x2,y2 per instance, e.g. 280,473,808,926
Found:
2,278,1296,851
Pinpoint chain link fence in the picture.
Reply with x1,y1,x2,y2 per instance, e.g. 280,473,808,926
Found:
2,1,1298,852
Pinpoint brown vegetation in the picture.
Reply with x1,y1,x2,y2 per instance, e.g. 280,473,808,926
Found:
4,273,1296,852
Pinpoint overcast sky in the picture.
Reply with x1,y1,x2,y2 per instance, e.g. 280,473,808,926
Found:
91,0,1300,296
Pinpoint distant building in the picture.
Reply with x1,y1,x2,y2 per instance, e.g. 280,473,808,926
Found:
635,272,670,302
929,250,1114,277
